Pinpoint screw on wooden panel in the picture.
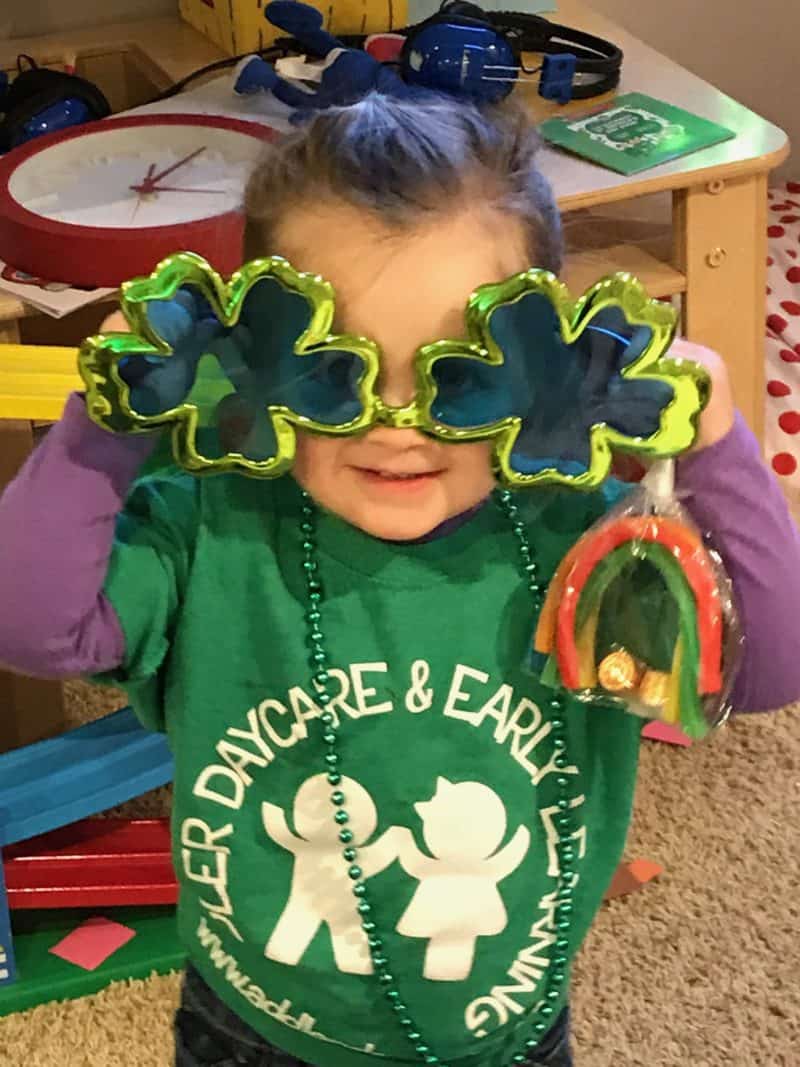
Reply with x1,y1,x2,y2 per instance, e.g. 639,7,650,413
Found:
707,179,725,195
706,248,727,268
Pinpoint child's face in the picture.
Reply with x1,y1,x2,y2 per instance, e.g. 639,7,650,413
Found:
273,199,530,541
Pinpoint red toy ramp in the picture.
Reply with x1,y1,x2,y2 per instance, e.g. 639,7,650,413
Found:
3,818,177,909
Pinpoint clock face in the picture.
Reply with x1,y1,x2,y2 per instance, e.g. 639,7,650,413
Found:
8,123,262,229
0,115,276,287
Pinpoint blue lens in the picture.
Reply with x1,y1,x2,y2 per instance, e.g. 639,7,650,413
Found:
236,277,364,428
431,356,512,427
429,290,672,479
118,276,368,464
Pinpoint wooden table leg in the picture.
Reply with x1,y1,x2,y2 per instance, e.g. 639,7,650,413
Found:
0,316,22,345
673,172,768,442
0,420,66,753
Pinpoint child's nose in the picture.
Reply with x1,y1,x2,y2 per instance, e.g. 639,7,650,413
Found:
377,363,416,410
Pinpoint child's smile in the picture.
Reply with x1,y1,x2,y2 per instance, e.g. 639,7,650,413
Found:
274,199,531,540
353,467,447,491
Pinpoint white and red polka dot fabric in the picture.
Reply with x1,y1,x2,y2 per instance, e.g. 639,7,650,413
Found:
766,183,800,519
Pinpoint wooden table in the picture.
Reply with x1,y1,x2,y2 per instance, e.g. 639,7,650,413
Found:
0,3,790,744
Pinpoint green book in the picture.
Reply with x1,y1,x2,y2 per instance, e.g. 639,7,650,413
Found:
539,92,736,175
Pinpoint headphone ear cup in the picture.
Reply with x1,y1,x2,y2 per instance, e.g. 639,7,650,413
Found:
400,9,500,71
0,68,111,152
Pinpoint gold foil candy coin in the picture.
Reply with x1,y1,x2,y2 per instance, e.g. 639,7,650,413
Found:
598,649,640,693
638,669,670,708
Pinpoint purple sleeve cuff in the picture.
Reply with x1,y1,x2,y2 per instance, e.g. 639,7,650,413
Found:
0,393,157,678
677,413,800,711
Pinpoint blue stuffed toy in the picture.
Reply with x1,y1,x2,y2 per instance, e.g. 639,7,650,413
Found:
234,0,417,117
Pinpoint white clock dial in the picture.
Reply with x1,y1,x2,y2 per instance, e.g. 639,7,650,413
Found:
0,115,275,287
8,123,265,229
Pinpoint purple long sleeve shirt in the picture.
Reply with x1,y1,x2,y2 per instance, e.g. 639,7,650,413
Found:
1,394,799,711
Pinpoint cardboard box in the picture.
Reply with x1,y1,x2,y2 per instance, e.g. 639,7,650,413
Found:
179,0,407,57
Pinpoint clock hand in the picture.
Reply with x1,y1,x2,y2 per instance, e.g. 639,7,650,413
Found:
141,185,229,194
130,162,157,195
145,146,207,189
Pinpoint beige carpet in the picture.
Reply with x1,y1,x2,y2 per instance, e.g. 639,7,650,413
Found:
1,682,798,1067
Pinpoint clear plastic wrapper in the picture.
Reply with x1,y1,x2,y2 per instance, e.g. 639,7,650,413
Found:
532,461,742,739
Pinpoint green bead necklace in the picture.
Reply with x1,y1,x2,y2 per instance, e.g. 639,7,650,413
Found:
298,487,576,1067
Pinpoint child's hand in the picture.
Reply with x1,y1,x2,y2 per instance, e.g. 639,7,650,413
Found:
669,338,735,451
98,310,129,334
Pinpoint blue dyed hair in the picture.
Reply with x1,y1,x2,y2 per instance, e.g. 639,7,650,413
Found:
245,92,562,272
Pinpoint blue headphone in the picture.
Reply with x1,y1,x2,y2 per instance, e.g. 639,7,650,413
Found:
0,57,110,152
254,0,622,108
399,2,622,104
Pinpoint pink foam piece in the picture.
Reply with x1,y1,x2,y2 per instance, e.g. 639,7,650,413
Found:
48,915,136,971
642,720,692,747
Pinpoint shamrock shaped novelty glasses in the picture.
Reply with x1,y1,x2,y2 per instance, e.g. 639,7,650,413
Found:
79,252,709,488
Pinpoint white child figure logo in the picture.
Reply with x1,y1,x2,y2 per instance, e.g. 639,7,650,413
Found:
262,773,400,974
395,778,530,982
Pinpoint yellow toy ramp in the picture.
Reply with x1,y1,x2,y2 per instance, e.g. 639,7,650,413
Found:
0,345,81,422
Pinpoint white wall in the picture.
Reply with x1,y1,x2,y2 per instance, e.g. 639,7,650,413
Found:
3,0,174,38
591,0,797,177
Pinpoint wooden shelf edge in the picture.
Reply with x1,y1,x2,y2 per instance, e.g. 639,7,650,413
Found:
556,141,791,214
0,17,226,83
562,244,686,298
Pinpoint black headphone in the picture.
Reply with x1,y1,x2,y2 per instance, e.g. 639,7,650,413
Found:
0,59,110,153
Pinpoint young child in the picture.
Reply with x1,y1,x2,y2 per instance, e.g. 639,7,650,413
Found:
1,94,799,1067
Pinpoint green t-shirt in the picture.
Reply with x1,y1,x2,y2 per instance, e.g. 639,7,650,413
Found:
101,472,643,1067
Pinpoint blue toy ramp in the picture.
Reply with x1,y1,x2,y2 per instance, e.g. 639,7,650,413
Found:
0,707,174,849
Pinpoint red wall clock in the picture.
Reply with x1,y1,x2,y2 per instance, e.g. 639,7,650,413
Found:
0,113,276,288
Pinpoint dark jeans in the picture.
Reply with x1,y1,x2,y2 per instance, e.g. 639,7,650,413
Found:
175,965,573,1067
